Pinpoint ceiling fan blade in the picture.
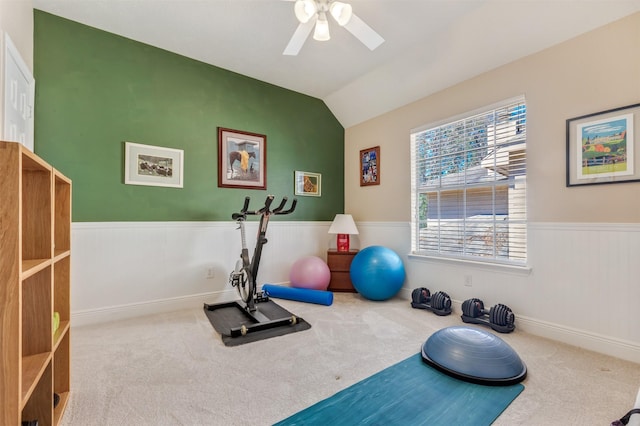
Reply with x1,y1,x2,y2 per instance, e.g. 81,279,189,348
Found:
343,13,384,51
283,20,315,56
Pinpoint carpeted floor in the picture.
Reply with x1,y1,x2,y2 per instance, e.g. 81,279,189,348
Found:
61,293,640,425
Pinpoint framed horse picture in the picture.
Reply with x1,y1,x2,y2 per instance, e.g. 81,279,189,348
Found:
360,146,380,186
218,127,266,189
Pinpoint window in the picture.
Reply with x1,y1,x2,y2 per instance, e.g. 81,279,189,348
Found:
410,97,527,265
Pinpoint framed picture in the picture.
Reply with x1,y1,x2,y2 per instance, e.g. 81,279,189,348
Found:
566,103,640,187
218,127,266,189
124,142,184,188
360,146,380,186
294,171,321,196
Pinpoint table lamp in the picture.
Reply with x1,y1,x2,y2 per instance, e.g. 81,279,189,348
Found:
328,214,359,252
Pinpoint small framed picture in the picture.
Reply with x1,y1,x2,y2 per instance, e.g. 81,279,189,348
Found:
566,103,640,186
218,127,266,189
294,171,321,197
124,142,184,188
360,146,380,186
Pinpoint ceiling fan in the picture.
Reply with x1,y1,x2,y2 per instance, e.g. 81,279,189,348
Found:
283,0,385,56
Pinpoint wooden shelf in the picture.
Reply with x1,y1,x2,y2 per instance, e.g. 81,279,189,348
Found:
1,141,72,426
53,250,70,262
22,258,52,278
21,148,51,171
53,392,70,425
54,173,71,254
20,353,52,408
53,321,70,350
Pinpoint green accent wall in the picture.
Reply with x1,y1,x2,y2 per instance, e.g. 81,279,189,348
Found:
33,11,344,222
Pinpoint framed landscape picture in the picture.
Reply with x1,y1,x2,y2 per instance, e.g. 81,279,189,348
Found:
566,103,640,186
124,142,184,188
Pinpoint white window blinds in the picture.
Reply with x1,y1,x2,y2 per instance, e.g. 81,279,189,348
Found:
410,97,527,265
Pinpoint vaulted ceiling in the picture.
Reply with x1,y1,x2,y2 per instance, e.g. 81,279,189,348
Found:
33,0,640,127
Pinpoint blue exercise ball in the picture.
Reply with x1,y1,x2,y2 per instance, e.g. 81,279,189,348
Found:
350,246,405,301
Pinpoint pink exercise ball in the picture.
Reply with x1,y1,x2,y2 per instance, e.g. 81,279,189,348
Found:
289,256,331,290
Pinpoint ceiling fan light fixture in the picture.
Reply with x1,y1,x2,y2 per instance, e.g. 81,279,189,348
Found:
284,0,384,55
329,1,352,26
294,0,318,24
313,13,331,41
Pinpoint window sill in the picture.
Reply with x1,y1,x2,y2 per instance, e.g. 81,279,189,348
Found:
407,253,532,275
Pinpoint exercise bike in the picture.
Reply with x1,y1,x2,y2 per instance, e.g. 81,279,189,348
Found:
204,195,297,337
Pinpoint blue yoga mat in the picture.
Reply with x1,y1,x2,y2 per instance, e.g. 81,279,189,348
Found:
275,353,524,426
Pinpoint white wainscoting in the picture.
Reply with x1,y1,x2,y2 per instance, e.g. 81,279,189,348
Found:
71,221,640,363
71,221,332,325
402,222,640,364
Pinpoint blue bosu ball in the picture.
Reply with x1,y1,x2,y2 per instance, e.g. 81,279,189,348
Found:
350,246,405,301
421,326,527,385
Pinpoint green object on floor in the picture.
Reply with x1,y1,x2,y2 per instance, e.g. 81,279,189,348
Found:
275,353,524,426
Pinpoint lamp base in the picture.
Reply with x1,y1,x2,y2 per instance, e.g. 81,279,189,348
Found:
337,234,350,252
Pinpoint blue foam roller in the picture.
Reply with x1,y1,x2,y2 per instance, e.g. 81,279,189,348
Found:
262,284,333,306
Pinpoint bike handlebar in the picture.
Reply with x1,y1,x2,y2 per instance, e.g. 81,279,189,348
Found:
232,195,296,220
272,197,287,214
275,198,297,215
257,195,274,215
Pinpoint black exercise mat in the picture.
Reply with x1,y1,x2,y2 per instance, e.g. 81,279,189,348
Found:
203,299,311,347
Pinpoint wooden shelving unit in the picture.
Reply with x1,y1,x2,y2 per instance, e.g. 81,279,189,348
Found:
0,141,72,426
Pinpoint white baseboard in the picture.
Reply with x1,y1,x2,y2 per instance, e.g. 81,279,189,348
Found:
515,315,640,364
71,290,236,327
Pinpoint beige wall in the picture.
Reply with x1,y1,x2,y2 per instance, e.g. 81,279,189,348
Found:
0,0,34,134
345,12,640,223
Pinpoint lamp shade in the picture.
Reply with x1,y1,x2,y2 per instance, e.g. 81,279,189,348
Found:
294,0,317,23
313,13,331,41
329,1,353,26
328,214,359,235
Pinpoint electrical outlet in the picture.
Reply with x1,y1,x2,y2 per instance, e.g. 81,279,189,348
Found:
206,268,216,279
464,275,472,287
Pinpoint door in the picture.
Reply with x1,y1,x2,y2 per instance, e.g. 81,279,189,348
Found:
3,33,35,151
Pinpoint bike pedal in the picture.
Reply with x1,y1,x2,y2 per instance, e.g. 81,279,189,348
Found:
255,291,270,303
